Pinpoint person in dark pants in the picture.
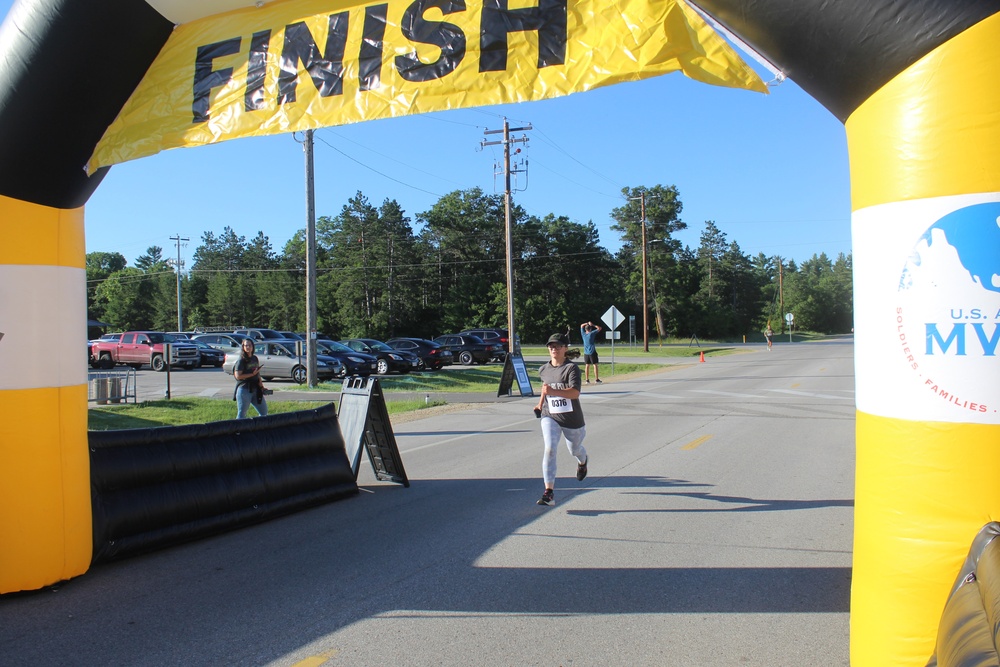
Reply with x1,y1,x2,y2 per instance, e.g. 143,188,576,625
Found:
580,321,603,383
234,338,268,418
532,333,588,506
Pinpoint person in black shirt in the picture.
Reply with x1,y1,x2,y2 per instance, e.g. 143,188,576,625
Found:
234,338,268,418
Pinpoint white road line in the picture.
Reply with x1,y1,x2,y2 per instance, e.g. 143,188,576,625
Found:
402,418,539,453
690,389,760,399
766,389,854,400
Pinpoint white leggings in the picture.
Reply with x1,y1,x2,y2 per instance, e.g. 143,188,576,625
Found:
540,417,587,487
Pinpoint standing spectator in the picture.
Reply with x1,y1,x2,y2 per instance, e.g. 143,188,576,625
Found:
234,338,268,418
579,321,603,384
765,323,774,351
532,333,589,507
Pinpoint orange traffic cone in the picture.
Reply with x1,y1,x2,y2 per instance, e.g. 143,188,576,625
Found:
699,351,705,363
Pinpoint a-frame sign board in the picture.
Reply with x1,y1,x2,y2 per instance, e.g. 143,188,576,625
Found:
338,376,409,487
497,353,534,397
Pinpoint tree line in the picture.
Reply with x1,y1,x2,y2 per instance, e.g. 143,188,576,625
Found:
86,185,853,343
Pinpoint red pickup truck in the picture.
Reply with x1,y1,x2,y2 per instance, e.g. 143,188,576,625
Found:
90,331,200,371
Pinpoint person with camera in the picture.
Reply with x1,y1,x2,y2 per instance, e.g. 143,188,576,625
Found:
234,338,269,418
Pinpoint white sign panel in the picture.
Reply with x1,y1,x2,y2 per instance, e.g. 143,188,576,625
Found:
602,305,624,330
853,193,1000,424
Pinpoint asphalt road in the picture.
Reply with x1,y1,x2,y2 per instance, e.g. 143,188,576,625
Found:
14,339,855,666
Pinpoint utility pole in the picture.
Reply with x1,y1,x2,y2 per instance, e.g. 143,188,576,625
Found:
627,192,651,352
169,234,188,331
482,117,530,354
302,129,318,387
777,256,784,333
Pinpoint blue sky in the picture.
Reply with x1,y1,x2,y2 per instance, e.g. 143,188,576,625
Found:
2,2,851,269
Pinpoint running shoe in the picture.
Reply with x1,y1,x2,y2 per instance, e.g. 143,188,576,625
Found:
577,458,588,481
537,489,555,506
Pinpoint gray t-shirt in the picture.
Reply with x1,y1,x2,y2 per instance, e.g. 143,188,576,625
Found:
538,360,585,429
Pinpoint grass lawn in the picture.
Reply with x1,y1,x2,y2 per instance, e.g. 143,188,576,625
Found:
518,344,737,359
88,396,447,430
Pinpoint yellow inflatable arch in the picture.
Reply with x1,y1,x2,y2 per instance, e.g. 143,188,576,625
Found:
1,1,998,664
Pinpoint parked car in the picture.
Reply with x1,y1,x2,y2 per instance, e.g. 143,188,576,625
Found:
340,338,420,375
459,328,518,358
191,333,251,357
315,340,377,377
385,337,453,370
232,328,286,341
192,340,226,368
222,340,341,384
432,334,501,365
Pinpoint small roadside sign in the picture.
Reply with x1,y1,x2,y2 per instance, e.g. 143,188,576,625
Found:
601,304,624,375
602,305,624,330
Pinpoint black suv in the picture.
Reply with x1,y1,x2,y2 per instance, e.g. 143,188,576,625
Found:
459,328,517,358
433,334,502,365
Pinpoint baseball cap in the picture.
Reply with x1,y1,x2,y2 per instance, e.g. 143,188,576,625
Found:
546,333,569,346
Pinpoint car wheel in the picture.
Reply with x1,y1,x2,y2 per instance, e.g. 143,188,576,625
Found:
459,351,473,365
376,359,390,375
151,355,166,372
292,365,307,384
99,353,114,369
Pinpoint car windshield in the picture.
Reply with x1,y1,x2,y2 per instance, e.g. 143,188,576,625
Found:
255,329,284,339
367,341,393,352
319,341,353,353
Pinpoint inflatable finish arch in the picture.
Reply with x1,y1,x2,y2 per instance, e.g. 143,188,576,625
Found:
2,0,999,663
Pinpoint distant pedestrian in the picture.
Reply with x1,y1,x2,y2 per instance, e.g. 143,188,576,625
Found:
580,321,603,383
765,324,774,351
533,333,588,507
234,338,268,418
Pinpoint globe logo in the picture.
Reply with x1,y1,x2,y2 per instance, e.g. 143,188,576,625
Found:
895,202,1000,416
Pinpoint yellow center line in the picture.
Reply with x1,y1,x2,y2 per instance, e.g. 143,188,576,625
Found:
291,650,338,667
681,434,713,450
